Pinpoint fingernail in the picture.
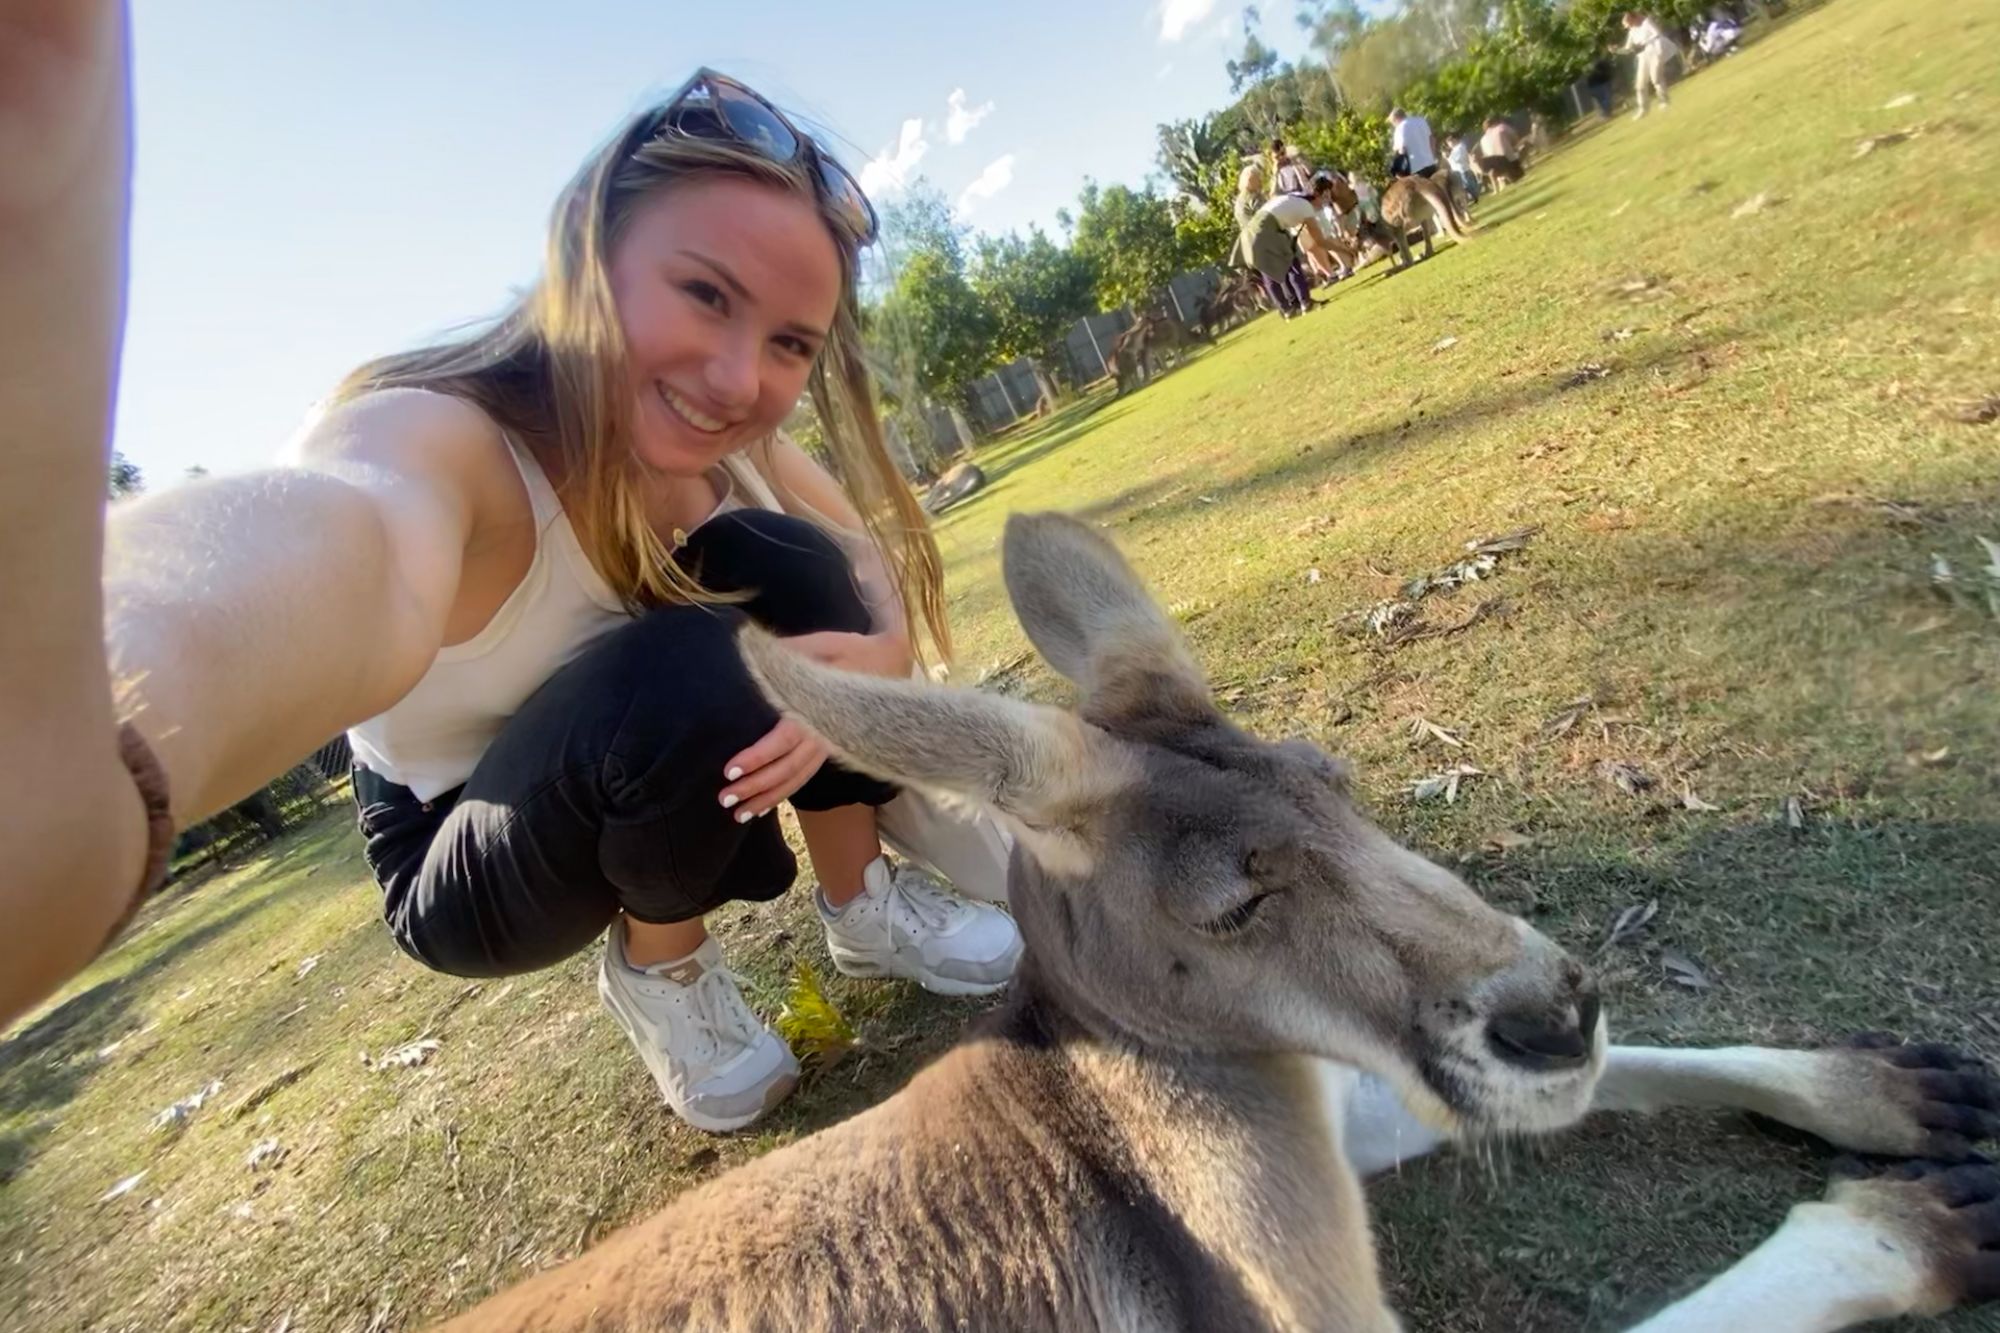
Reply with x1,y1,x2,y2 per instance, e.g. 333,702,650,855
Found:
721,794,739,809
725,766,743,781
735,809,753,824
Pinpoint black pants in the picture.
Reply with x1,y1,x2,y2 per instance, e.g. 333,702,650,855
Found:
352,509,896,978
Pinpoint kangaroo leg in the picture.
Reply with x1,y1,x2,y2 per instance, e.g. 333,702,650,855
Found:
1595,1037,1998,1159
1624,1160,2000,1332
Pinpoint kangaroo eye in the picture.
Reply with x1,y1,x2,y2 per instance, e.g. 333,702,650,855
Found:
1201,892,1273,939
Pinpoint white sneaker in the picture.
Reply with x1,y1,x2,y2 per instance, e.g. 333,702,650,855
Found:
820,857,1023,997
597,929,799,1133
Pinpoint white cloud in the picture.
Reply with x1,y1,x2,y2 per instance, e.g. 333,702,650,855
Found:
944,88,994,145
1158,0,1217,41
858,118,929,197
955,153,1018,216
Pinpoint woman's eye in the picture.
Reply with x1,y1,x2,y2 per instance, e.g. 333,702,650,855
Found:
683,280,726,312
774,335,813,358
1200,892,1272,939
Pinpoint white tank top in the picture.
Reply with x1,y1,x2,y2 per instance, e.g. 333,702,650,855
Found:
347,437,749,801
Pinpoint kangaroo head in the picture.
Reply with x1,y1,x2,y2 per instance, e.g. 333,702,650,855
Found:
739,512,1602,1139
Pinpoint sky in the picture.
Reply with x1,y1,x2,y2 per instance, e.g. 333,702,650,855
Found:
115,0,1320,484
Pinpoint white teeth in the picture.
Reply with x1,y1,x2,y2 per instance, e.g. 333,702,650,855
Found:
658,383,726,434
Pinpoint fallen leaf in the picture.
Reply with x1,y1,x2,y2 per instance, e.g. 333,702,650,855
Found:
1305,567,1323,585
294,955,320,981
1906,746,1952,769
373,1038,441,1071
150,1079,224,1133
1854,130,1914,157
1598,761,1654,795
99,1171,148,1203
1930,553,1956,593
1483,830,1534,854
1433,335,1459,352
1661,951,1712,990
1883,92,1918,109
1560,363,1611,389
1407,764,1486,804
1612,273,1663,295
1731,191,1785,219
1291,514,1336,537
1600,900,1659,952
1784,795,1806,830
246,1138,287,1171
1679,784,1722,812
1409,717,1466,749
1949,395,2000,424
1467,527,1539,556
1979,537,2000,581
1196,495,1218,504
685,1147,720,1172
1541,697,1596,740
1602,326,1640,342
1607,199,1632,218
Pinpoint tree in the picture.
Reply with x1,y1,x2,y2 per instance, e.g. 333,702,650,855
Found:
108,451,143,499
1226,6,1291,141
874,246,997,452
865,183,997,457
184,464,210,482
1157,117,1229,208
970,228,1099,408
1063,181,1190,316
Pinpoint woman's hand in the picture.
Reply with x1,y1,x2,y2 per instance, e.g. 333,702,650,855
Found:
718,718,831,823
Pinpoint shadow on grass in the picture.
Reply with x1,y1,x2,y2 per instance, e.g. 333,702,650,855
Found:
1090,325,1740,537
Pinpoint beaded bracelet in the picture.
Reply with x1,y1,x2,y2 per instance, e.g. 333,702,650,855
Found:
100,721,175,955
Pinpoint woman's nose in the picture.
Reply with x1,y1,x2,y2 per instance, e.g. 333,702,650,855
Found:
702,334,760,415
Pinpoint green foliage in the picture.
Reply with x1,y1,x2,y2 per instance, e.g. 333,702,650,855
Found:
1171,145,1247,268
107,451,143,499
774,960,858,1066
1065,181,1191,313
1289,107,1394,187
970,227,1100,367
877,247,998,402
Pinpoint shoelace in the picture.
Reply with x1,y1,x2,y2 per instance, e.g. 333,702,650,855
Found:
887,869,970,936
644,962,764,1065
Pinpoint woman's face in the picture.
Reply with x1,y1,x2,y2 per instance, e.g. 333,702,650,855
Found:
608,175,843,478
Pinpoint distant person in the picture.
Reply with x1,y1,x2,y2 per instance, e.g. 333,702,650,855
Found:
1699,11,1744,58
1623,11,1684,118
1275,143,1315,196
1478,116,1525,189
1388,108,1439,179
1445,133,1482,202
1586,52,1618,118
1242,174,1348,317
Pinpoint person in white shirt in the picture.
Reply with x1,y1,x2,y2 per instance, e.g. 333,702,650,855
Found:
1444,133,1481,202
1623,11,1684,118
1388,108,1439,179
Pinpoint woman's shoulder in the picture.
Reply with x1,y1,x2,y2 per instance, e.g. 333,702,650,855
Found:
285,388,527,525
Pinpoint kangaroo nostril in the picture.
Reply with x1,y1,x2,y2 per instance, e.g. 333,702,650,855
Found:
1487,1010,1592,1072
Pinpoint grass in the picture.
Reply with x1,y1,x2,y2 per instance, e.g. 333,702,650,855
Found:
6,1,2000,1327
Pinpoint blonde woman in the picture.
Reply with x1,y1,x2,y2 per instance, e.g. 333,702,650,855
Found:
2,48,1019,1133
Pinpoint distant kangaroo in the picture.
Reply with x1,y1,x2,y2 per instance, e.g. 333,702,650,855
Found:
442,514,2000,1333
1379,172,1476,269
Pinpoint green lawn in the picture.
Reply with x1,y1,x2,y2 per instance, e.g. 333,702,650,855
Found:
6,1,2000,1328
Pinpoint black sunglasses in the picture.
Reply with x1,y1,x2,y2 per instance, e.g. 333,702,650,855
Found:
645,68,877,246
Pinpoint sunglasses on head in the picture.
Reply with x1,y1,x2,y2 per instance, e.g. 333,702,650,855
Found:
646,68,878,246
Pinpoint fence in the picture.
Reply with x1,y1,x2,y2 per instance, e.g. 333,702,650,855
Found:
169,735,353,878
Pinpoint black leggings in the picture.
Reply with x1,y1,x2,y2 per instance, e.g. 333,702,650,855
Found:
352,509,896,978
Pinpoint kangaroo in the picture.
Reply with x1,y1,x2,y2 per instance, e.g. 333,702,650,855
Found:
1380,172,1476,270
441,513,2000,1332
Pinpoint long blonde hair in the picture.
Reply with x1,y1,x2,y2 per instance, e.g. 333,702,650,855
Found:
335,101,950,661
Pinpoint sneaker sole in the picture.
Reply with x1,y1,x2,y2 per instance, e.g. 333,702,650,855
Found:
596,974,797,1134
827,947,1018,998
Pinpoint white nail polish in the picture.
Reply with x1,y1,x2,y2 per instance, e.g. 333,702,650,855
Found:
725,766,743,781
721,794,739,809
735,809,753,824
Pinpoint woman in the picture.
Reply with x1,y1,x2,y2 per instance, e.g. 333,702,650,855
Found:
1232,162,1324,318
1622,11,1684,118
5,54,1020,1134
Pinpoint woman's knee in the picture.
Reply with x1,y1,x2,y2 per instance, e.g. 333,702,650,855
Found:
680,509,872,636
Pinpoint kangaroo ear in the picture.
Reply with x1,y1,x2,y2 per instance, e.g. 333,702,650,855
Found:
737,626,1129,874
1001,512,1218,729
